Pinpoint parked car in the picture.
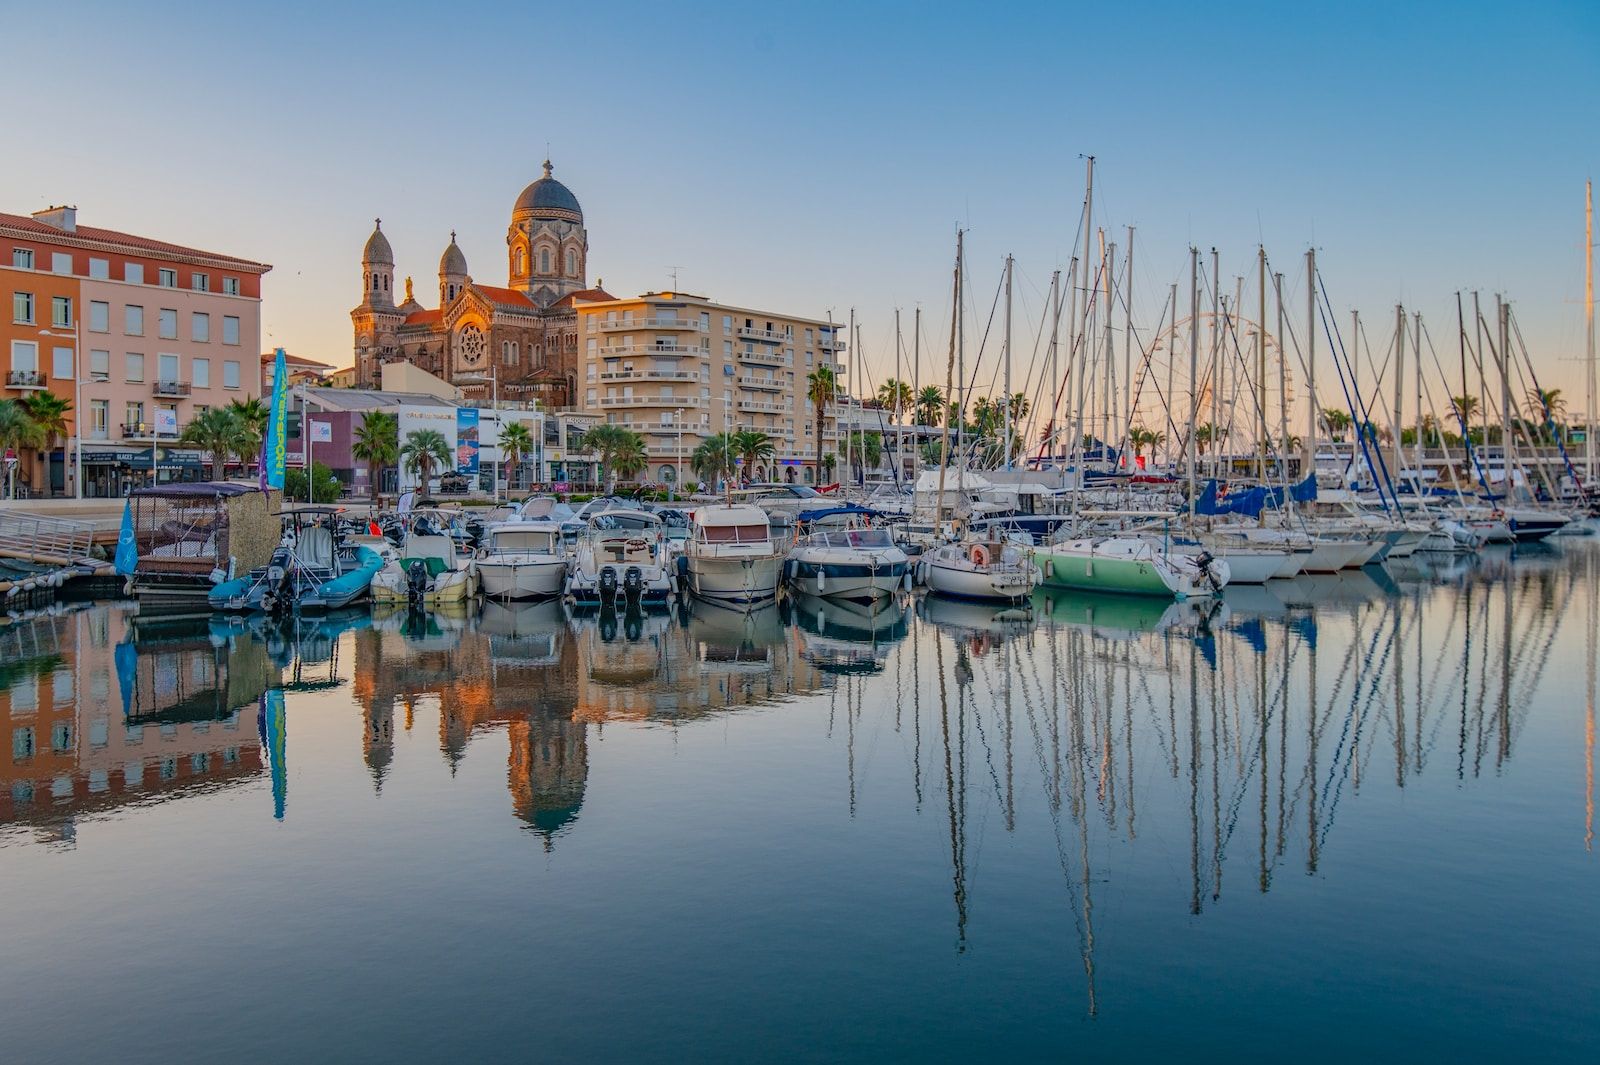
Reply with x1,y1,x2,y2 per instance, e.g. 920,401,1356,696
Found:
437,472,469,493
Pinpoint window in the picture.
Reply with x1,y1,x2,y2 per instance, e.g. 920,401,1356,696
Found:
222,315,239,345
124,304,144,335
193,358,210,389
722,315,732,335
158,308,177,339
89,350,109,379
159,353,179,383
125,352,145,382
12,727,35,760
11,340,38,372
124,262,144,284
126,401,144,429
540,248,550,273
89,257,109,279
222,360,240,389
12,248,33,269
51,252,72,274
566,249,577,276
223,277,239,296
89,300,109,332
12,291,32,324
51,295,72,327
90,399,108,437
191,312,209,342
52,346,73,379
586,387,597,404
191,272,209,292
158,268,176,288
51,722,72,753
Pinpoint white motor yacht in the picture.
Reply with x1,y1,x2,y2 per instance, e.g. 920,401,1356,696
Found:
684,503,786,607
476,521,568,600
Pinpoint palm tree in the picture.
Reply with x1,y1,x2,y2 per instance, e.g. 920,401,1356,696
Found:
806,365,837,486
691,432,738,484
609,434,647,489
914,385,945,426
1128,425,1166,461
1525,387,1567,444
1194,422,1227,456
1006,392,1030,423
820,451,838,482
876,379,914,422
971,396,1001,439
351,410,399,499
845,431,883,481
584,422,646,493
0,400,44,498
498,420,534,491
1450,395,1480,433
179,407,247,481
227,396,269,438
400,428,451,491
919,437,946,467
732,429,776,481
19,392,70,495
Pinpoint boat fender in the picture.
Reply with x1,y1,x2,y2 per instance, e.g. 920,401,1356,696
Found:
969,544,990,567
1044,559,1054,579
816,569,826,594
902,570,913,592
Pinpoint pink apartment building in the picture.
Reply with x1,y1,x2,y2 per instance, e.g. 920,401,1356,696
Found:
2,206,271,496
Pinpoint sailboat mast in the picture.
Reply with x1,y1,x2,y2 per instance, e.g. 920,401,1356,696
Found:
1003,253,1014,470
1394,303,1406,481
1188,246,1200,521
1167,281,1178,469
1045,268,1063,479
1414,311,1424,478
895,307,904,483
934,231,962,528
1275,271,1289,485
913,306,921,477
1588,179,1596,486
1258,246,1267,481
1124,226,1136,471
1305,248,1317,481
1104,239,1117,467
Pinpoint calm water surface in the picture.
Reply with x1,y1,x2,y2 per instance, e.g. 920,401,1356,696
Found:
2,545,1597,1062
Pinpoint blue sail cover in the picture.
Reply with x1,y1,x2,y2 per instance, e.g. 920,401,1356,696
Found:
1289,472,1318,503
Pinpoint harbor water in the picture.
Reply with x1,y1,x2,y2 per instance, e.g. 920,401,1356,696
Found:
2,544,1597,1062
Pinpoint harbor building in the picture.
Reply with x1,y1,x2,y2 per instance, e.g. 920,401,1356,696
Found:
1,205,270,496
350,161,612,410
571,292,848,485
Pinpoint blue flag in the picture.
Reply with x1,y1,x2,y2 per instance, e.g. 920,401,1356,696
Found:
114,638,138,718
114,499,138,576
259,347,288,490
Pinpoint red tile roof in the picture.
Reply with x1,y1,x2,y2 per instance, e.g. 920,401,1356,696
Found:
0,211,271,272
261,350,335,370
556,286,615,307
474,285,536,308
403,309,443,326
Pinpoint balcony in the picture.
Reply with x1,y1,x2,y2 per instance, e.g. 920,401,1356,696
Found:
737,398,788,414
6,370,47,390
598,344,705,357
123,421,185,440
736,349,787,367
597,395,705,409
818,334,846,351
599,369,701,384
738,375,784,391
737,326,790,343
599,317,707,333
153,380,191,397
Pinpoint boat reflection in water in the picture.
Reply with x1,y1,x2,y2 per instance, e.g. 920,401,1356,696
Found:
0,604,274,847
791,591,909,675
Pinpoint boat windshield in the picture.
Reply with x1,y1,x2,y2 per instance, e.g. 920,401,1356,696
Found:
592,512,660,532
810,528,894,549
699,524,770,544
490,528,558,552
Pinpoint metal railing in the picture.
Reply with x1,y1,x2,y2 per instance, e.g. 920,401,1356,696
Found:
6,370,46,388
599,317,708,333
0,511,95,562
153,380,191,396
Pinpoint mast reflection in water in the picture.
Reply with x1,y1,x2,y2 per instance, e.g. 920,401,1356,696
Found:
0,544,1596,1062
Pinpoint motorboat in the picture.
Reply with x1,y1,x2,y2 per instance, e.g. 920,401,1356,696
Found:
370,510,480,607
209,507,388,614
683,503,785,607
1032,536,1229,599
565,507,676,609
918,536,1039,603
786,506,910,603
476,521,568,600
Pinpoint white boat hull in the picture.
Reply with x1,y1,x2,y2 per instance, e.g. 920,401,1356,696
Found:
478,556,567,600
687,554,784,605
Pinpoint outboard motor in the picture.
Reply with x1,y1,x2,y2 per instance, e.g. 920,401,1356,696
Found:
598,565,619,606
1193,550,1223,593
598,603,618,643
261,546,295,615
406,558,430,605
623,565,644,605
623,603,644,642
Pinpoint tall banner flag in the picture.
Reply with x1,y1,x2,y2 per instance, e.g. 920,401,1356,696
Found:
113,499,138,576
456,407,480,475
259,347,288,490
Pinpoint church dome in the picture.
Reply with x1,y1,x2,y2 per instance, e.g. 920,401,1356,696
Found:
362,220,394,265
439,231,468,276
513,161,582,221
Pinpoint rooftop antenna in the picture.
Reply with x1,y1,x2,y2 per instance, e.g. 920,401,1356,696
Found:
667,266,683,291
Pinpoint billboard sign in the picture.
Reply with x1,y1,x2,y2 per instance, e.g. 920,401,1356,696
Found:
456,407,480,475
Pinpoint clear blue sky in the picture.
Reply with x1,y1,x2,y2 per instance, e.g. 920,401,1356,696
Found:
7,1,1597,410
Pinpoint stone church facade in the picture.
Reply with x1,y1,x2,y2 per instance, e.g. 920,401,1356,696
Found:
350,161,611,408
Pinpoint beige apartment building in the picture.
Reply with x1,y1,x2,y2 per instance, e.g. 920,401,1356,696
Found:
572,292,846,485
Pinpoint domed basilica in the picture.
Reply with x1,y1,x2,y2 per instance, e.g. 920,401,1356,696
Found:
350,161,612,407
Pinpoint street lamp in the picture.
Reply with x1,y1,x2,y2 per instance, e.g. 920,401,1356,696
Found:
674,407,685,500
37,322,81,499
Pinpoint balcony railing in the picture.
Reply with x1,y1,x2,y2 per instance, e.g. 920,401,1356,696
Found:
737,326,792,343
818,334,846,351
153,380,191,397
6,370,46,389
598,344,706,357
599,317,707,333
599,369,701,383
736,349,787,366
737,398,788,414
597,395,705,409
738,375,785,391
123,421,185,439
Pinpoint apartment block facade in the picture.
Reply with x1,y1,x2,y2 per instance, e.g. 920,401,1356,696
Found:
1,206,270,496
572,292,846,484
